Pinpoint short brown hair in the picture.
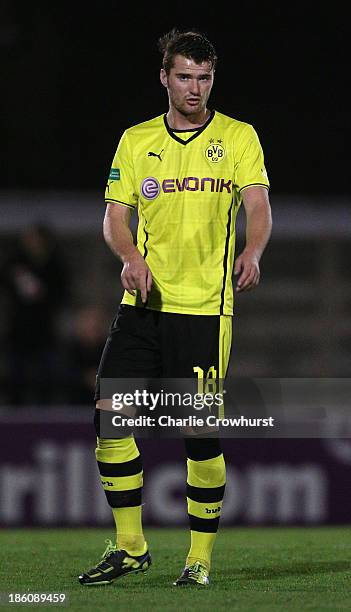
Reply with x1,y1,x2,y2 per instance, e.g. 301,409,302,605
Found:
158,28,217,75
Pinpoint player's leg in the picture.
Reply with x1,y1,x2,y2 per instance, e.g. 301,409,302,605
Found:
95,432,145,557
178,436,225,585
79,305,161,585
161,312,232,586
78,432,151,586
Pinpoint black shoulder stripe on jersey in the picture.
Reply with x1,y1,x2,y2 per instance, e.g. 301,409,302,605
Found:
219,198,233,315
239,183,270,193
163,110,215,146
105,198,135,209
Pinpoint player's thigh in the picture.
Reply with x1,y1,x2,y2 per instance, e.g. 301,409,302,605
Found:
161,312,232,378
94,304,162,437
95,304,162,391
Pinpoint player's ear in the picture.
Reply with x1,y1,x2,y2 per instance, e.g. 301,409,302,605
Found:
160,68,168,88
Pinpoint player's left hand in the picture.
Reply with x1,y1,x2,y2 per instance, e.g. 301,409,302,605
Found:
234,249,260,292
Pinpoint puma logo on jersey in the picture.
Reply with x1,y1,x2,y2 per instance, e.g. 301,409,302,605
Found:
148,149,164,161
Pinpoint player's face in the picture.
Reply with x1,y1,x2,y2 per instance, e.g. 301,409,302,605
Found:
160,55,214,116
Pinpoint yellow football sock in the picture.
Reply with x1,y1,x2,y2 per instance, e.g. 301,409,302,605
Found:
186,530,217,571
186,453,226,571
112,506,147,556
96,436,147,556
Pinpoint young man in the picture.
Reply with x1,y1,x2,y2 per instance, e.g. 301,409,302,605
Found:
79,28,272,587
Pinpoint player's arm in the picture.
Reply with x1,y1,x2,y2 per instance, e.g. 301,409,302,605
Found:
234,186,272,292
103,203,152,303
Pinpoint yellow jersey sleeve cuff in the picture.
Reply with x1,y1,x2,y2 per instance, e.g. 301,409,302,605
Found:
105,198,136,209
239,183,270,193
239,183,269,193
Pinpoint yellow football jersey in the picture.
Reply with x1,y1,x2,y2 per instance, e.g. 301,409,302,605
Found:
105,110,269,315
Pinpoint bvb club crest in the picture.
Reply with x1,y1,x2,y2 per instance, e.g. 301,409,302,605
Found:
205,138,226,163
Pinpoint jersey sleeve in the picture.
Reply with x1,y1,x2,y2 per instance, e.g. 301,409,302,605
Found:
234,124,270,193
105,131,138,209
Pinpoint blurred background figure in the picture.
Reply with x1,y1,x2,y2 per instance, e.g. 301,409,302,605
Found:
1,223,68,405
63,305,107,405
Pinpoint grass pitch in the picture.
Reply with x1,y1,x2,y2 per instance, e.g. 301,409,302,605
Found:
1,527,350,611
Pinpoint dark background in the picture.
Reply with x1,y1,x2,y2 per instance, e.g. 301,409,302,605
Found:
1,1,348,194
1,3,351,531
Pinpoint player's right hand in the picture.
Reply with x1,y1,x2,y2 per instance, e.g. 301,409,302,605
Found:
121,252,152,303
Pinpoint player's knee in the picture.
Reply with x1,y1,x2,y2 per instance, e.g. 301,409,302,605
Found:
96,399,112,410
94,399,136,438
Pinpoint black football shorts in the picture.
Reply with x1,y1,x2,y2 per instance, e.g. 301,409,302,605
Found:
95,304,232,401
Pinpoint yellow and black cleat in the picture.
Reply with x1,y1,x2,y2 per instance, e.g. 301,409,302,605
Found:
173,562,209,586
79,539,151,586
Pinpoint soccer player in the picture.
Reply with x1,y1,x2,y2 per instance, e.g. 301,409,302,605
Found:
79,28,272,587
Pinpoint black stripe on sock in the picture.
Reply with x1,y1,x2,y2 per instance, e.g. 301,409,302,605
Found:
184,437,222,460
188,514,219,533
187,483,225,503
98,455,142,477
105,488,142,508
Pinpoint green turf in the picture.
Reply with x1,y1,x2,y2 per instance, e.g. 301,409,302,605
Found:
0,528,350,611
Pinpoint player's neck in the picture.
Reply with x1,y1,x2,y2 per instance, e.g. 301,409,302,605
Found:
166,107,211,130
